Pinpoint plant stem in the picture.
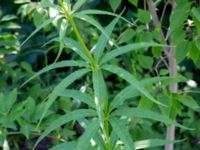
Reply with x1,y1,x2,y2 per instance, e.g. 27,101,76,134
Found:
146,1,177,150
58,0,98,71
59,1,109,149
104,100,111,150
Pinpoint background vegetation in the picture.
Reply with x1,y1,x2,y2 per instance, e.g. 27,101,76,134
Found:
0,0,200,149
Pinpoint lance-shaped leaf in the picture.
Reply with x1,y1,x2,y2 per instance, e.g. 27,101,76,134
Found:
34,109,96,149
100,42,164,64
63,38,89,61
134,139,183,149
110,76,186,111
20,60,88,87
93,16,119,63
76,120,100,150
54,19,68,63
38,68,90,126
21,18,54,47
72,0,88,13
74,13,119,49
92,70,107,130
56,89,95,108
111,107,193,130
50,142,77,150
102,65,165,106
76,9,131,24
110,118,135,150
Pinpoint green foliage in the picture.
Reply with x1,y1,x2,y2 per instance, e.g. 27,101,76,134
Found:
0,0,200,149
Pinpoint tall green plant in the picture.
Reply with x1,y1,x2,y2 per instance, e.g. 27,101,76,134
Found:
19,0,197,150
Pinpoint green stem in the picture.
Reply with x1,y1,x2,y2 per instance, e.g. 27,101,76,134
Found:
58,0,98,71
104,100,111,150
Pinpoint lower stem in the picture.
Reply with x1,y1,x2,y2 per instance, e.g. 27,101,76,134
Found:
165,45,177,150
165,125,175,150
104,100,111,150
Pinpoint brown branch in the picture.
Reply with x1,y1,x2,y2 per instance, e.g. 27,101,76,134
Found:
146,0,169,57
146,1,177,150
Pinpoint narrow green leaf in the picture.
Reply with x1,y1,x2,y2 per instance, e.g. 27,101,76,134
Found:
111,107,193,130
76,120,100,150
21,18,53,47
20,60,88,87
110,130,118,150
93,132,107,150
100,42,164,64
50,142,77,150
92,70,106,129
110,75,183,113
74,13,119,50
74,13,104,35
34,109,96,149
134,139,183,149
94,16,119,63
63,38,89,61
38,68,90,127
102,65,166,106
110,118,135,150
72,0,88,12
56,89,95,108
54,19,68,63
75,9,131,24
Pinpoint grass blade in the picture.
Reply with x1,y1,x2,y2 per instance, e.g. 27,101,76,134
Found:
110,118,135,150
34,109,96,149
76,120,100,150
56,89,96,108
111,107,193,130
20,60,88,88
102,65,166,106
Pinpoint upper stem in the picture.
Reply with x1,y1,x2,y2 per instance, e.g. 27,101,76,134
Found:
58,0,98,71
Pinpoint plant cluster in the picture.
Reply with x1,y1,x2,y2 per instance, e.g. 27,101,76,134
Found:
0,0,200,150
